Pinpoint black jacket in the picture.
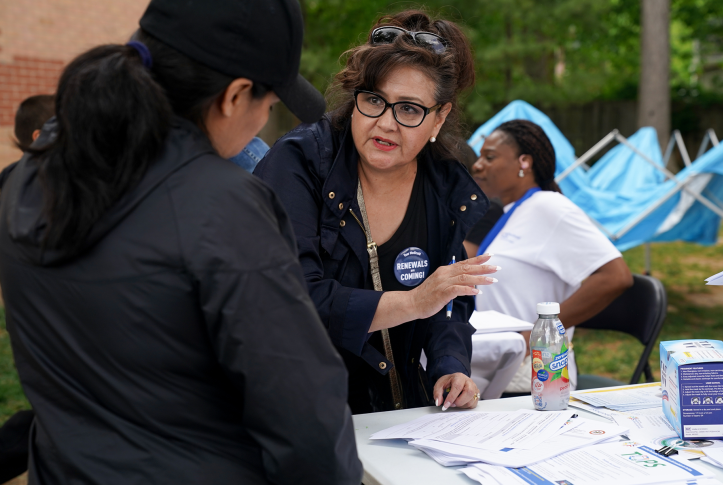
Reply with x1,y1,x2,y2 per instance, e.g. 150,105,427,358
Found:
255,116,488,413
0,118,362,484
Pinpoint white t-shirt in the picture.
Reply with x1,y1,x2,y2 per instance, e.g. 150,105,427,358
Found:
475,191,622,390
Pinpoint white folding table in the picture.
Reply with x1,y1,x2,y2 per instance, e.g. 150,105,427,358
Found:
352,393,723,485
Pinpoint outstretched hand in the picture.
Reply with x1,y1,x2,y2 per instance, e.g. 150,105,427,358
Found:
409,253,499,321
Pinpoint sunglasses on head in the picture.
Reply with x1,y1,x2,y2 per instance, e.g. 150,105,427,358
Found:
371,26,448,54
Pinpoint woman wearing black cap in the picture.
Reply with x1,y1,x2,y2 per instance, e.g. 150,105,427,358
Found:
0,1,361,484
256,10,498,414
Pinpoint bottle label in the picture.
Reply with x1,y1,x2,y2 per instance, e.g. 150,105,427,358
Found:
531,340,570,411
549,350,568,372
532,378,545,393
555,321,565,335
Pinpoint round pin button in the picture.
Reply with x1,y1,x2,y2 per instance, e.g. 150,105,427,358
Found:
394,247,430,287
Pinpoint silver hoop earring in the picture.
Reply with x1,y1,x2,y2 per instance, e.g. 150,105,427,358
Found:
430,136,436,143
518,169,524,178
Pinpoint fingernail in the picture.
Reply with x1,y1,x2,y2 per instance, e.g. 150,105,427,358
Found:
495,266,502,271
485,277,498,283
483,253,494,257
442,402,450,411
435,399,439,406
451,403,457,407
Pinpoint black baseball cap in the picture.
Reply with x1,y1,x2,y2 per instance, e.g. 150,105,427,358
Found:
139,0,325,123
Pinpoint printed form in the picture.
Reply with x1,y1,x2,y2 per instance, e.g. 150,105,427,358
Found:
410,418,628,468
571,382,662,411
463,441,715,485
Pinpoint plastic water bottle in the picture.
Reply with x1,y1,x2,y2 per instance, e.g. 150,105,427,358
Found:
530,302,570,411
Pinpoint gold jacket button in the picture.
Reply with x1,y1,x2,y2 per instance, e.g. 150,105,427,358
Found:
471,194,478,200
460,205,467,211
328,192,335,199
338,202,344,210
339,220,346,227
379,362,387,370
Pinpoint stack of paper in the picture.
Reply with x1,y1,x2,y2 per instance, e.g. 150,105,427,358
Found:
410,418,627,467
462,441,716,485
468,310,534,334
568,390,723,461
571,382,662,412
705,270,723,286
371,410,629,468
702,448,723,468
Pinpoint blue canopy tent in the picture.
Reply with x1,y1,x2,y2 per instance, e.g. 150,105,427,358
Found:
467,101,723,252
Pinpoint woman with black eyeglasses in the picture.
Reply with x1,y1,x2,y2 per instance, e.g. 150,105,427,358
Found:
256,10,498,414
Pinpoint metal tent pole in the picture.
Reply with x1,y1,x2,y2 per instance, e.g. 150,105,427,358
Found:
663,134,676,167
611,180,690,240
614,133,723,220
674,130,692,167
709,129,720,147
696,131,712,160
555,130,618,183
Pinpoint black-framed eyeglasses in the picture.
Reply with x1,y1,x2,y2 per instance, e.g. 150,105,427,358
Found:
371,26,448,54
354,90,441,128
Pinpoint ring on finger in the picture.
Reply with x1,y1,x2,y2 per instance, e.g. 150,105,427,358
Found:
473,392,480,401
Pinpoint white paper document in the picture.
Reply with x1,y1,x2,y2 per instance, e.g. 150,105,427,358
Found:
411,417,628,468
571,382,662,412
469,310,534,334
368,412,473,440
462,441,715,485
705,270,723,286
569,398,665,421
611,411,677,443
703,447,723,468
425,410,571,451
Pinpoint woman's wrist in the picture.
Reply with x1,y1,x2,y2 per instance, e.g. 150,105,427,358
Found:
369,290,420,333
403,288,424,322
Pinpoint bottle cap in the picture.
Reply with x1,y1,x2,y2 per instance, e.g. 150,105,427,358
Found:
537,302,560,315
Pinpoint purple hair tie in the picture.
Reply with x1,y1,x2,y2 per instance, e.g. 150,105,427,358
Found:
126,41,153,69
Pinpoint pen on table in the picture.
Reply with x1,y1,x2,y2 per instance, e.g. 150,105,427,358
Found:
446,256,455,320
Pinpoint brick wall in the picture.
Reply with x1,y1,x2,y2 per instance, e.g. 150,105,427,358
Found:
0,57,63,126
0,0,149,167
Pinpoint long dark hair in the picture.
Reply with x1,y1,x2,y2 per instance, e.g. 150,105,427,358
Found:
31,30,265,255
494,120,562,193
327,10,475,162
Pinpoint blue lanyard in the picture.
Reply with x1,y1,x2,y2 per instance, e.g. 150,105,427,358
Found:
476,187,541,256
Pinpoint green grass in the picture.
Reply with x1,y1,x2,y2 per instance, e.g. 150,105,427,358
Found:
574,238,723,383
0,308,29,422
0,238,722,422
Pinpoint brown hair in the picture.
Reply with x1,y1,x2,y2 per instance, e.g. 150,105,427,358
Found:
495,119,562,193
327,10,475,162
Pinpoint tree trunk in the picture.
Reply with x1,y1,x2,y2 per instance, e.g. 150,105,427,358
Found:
637,0,671,151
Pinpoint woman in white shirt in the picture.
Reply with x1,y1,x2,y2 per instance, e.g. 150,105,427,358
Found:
464,119,633,392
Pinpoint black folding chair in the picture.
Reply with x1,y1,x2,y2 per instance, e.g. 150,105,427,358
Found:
575,274,667,390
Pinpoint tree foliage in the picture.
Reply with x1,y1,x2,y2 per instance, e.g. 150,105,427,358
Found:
299,0,723,125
